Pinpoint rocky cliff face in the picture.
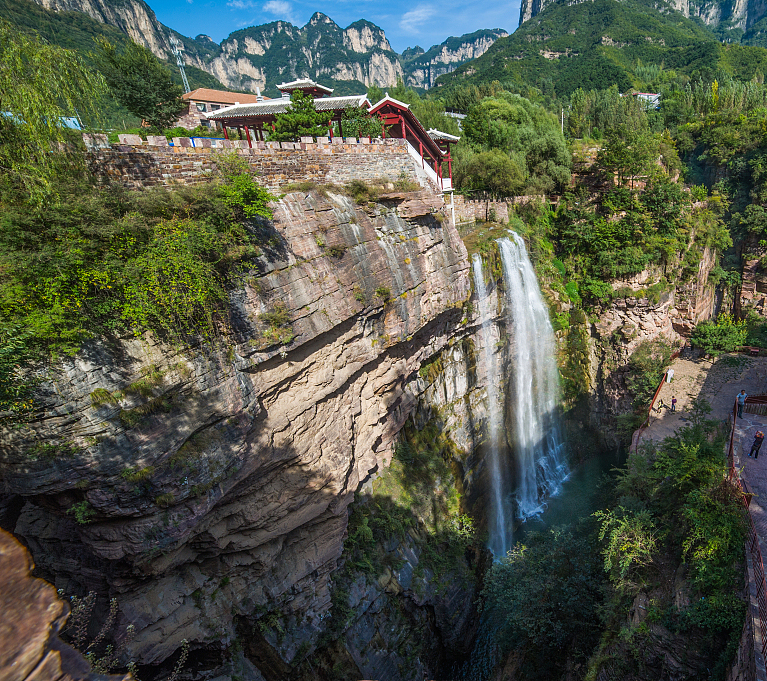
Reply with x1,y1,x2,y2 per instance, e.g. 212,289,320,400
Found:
518,0,767,33
404,29,509,89
31,0,505,93
572,252,717,442
33,0,172,57
0,187,479,679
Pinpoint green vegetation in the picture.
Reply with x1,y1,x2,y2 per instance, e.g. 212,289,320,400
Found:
94,37,186,131
316,414,477,661
589,414,746,680
436,0,767,97
336,107,384,139
466,415,746,681
459,92,571,195
67,500,95,525
691,313,748,356
0,21,105,201
0,153,274,360
269,91,330,142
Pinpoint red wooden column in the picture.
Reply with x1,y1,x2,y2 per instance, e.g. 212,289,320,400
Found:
400,115,406,141
245,126,252,148
448,152,453,184
328,121,333,140
223,126,229,140
419,141,424,167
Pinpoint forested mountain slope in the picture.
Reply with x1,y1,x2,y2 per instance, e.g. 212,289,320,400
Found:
435,0,767,96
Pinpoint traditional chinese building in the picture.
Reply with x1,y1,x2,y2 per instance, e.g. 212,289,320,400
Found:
207,81,459,192
206,79,370,142
370,96,458,191
177,88,268,130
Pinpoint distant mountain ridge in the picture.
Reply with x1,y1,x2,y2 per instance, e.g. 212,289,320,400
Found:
436,0,767,96
30,0,506,95
518,0,767,44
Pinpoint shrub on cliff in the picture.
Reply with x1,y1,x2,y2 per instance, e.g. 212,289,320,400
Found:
0,157,275,355
691,313,747,356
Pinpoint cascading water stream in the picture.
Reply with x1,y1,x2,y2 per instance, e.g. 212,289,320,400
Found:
498,234,569,519
472,254,511,557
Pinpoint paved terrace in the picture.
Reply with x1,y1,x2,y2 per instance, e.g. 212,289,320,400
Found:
638,353,767,679
638,354,767,542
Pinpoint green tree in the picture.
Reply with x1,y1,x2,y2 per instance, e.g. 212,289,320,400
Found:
269,91,329,142
0,21,105,200
691,313,747,356
366,84,383,104
337,107,383,139
462,92,571,193
94,37,185,131
455,148,526,197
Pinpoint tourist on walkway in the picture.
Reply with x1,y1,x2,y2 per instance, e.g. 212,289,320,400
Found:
750,430,765,459
738,390,748,418
671,396,677,412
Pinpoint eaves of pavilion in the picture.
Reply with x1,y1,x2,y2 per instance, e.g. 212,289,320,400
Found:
370,96,459,189
206,94,372,143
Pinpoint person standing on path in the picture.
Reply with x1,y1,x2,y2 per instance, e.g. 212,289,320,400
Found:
738,390,748,418
671,396,677,412
750,430,765,458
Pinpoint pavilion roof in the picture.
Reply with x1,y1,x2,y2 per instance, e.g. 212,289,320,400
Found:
369,96,445,160
207,95,370,121
182,88,265,105
427,128,460,142
277,79,334,96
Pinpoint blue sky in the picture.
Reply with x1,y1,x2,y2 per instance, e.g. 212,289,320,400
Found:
149,0,520,53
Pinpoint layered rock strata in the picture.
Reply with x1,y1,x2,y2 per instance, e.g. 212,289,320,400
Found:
0,188,470,676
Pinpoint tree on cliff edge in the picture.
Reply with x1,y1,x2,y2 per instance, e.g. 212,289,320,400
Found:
94,37,185,131
268,91,329,142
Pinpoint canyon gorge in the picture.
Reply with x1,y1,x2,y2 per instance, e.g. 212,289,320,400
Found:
0,136,722,680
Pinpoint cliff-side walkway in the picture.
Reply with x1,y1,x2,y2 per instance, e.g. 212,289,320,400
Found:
637,355,767,446
638,354,767,549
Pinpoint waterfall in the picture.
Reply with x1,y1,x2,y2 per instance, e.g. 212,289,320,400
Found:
472,255,511,557
498,234,568,519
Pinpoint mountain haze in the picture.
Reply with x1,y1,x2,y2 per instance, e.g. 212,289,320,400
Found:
29,0,506,95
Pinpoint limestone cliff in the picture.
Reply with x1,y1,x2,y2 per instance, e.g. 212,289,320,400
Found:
0,187,476,679
404,29,509,89
30,0,505,94
518,0,767,33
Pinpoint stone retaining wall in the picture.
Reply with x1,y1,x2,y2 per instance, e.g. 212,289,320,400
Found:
83,134,424,193
452,194,546,224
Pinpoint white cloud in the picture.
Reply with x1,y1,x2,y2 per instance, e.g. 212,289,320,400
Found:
399,5,436,33
227,0,257,8
262,0,297,23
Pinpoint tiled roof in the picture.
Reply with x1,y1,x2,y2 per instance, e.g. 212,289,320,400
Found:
427,128,460,142
182,88,265,105
277,79,334,95
207,95,370,120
